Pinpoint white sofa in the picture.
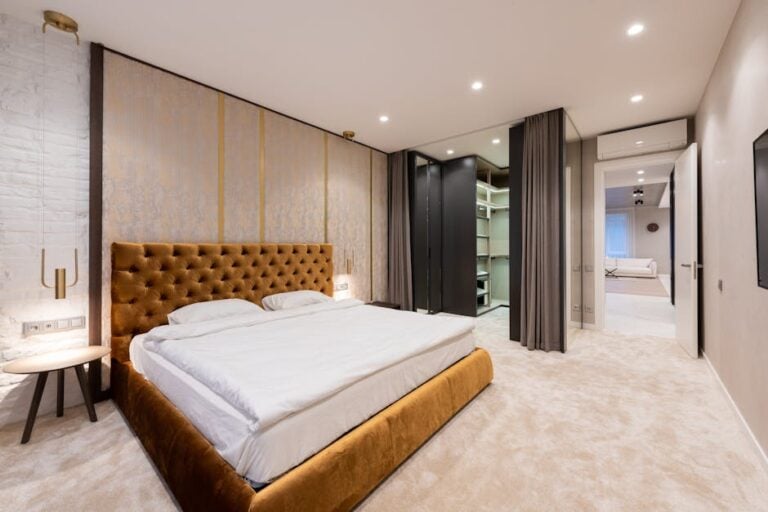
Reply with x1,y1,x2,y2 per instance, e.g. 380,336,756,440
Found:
604,257,657,278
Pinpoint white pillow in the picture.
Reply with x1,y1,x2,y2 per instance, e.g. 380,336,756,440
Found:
167,298,263,325
261,290,333,311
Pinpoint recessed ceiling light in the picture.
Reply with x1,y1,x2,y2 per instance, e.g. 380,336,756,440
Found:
627,23,645,37
492,138,501,145
471,81,483,91
378,115,389,123
446,149,455,155
635,140,644,145
630,94,644,103
638,177,645,183
637,170,645,175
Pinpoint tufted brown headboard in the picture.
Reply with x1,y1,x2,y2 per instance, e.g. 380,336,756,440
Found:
110,242,333,362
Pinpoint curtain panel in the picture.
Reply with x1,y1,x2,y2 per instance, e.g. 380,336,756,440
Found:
520,109,564,352
387,151,414,310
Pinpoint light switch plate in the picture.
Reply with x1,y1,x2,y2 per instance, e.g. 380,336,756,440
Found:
22,316,86,337
334,282,349,291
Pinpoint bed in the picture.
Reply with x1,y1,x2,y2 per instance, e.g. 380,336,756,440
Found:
110,242,493,511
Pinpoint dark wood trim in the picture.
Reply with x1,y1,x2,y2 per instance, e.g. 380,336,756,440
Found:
88,43,108,401
99,45,387,155
508,124,524,341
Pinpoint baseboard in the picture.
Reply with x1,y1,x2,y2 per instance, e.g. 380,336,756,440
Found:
703,352,768,474
580,322,600,331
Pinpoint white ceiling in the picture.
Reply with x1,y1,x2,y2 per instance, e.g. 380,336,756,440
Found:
2,0,740,153
605,161,673,188
606,183,667,209
415,123,512,168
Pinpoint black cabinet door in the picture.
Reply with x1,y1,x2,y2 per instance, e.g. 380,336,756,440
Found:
442,157,477,316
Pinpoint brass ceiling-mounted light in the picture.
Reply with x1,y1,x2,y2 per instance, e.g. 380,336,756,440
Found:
42,10,80,45
342,131,355,141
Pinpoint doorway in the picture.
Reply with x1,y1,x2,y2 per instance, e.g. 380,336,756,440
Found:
593,146,699,357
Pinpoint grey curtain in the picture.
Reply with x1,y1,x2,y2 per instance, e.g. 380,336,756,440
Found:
387,151,413,310
520,110,564,351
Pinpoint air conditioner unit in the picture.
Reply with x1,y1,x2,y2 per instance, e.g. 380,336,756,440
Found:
597,119,687,160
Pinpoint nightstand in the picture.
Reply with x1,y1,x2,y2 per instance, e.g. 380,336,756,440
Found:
367,301,401,310
3,345,110,444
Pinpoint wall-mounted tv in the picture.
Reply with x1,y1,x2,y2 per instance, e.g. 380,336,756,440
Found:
755,128,768,290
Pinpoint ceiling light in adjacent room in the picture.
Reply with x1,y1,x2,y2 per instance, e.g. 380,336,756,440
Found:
637,170,645,175
630,94,644,103
379,115,389,123
492,138,501,144
471,81,484,91
627,23,645,37
446,149,455,155
635,140,644,145
638,177,645,183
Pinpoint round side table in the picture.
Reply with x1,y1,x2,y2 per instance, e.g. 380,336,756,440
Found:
3,345,110,444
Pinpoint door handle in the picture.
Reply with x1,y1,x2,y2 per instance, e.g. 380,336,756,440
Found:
680,263,692,268
681,262,703,279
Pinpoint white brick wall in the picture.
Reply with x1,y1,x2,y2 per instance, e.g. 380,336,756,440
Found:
0,14,90,426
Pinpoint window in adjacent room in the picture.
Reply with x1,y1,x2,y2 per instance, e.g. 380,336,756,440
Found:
605,211,633,258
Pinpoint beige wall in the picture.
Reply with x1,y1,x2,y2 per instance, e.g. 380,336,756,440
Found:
566,141,583,324
633,207,671,274
103,51,388,345
696,0,768,455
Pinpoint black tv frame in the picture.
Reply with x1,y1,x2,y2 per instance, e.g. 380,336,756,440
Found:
754,127,768,290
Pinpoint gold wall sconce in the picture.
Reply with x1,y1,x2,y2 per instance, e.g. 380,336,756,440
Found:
342,131,356,141
42,10,80,45
41,249,79,299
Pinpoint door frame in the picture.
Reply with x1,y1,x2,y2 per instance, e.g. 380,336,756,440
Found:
592,149,683,330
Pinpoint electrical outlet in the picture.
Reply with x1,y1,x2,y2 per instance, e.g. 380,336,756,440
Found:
584,306,594,313
584,265,594,272
22,316,86,337
334,282,349,292
572,304,581,312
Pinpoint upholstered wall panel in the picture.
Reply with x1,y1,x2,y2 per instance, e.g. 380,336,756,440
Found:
99,49,387,339
102,51,218,343
223,96,261,242
328,137,371,301
371,151,389,302
263,111,325,243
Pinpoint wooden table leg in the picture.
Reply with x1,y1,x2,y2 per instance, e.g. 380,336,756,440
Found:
74,364,97,422
56,369,64,417
21,372,48,444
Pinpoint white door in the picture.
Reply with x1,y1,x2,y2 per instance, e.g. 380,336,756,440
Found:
674,143,699,358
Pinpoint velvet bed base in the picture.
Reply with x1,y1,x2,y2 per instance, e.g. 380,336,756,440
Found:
111,348,493,511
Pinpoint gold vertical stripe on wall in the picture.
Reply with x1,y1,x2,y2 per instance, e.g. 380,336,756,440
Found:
369,149,373,302
258,109,265,242
323,133,329,243
217,93,225,242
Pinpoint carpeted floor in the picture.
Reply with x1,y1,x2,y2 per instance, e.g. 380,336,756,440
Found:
1,309,767,511
605,276,669,297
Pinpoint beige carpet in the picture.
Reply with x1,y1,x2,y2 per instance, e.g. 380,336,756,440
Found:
1,310,767,511
605,276,669,297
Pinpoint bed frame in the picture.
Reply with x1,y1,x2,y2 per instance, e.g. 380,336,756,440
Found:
110,242,493,511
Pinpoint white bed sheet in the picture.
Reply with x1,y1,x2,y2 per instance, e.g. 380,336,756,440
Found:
129,322,475,484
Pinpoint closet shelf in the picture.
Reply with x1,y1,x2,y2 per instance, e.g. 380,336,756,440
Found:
477,253,490,258
476,199,508,210
476,182,510,194
476,288,489,297
476,234,489,239
476,215,490,220
477,271,489,279
490,254,509,259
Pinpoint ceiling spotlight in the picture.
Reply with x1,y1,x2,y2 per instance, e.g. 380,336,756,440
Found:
471,81,484,91
492,138,501,145
635,140,644,145
446,149,455,155
378,115,389,123
637,170,645,174
638,177,645,183
627,23,645,37
630,94,644,103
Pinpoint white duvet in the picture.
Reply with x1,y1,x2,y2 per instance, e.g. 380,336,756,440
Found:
144,299,474,432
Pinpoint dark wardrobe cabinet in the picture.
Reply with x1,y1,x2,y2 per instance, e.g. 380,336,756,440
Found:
409,153,443,313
